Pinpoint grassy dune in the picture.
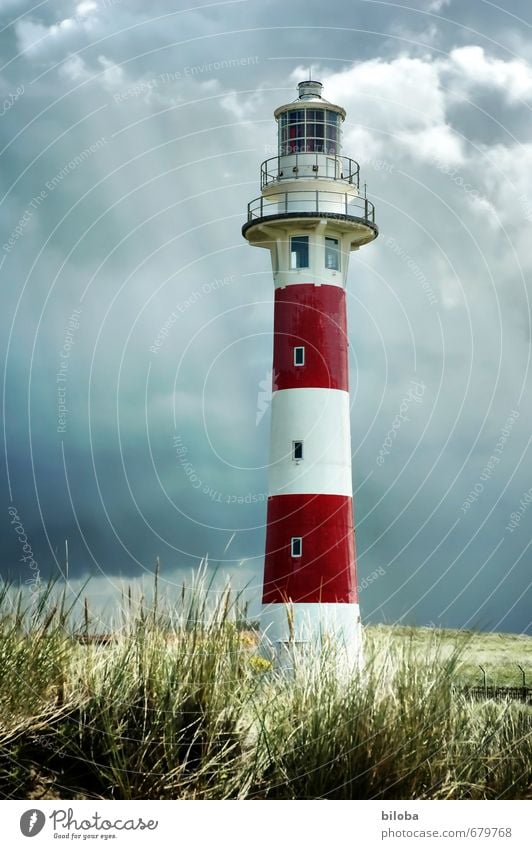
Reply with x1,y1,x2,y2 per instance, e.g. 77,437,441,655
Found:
0,580,530,800
366,624,532,688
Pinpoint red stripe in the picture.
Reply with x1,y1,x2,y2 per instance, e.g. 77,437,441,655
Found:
273,284,348,391
263,493,358,604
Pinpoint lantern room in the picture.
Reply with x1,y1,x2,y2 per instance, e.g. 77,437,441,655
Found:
276,80,344,155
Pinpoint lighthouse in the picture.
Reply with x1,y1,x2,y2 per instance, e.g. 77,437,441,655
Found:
242,80,378,664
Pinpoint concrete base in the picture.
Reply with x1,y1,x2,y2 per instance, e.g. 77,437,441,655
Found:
260,601,363,672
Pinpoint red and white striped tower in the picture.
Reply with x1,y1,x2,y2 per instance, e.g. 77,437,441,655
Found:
242,80,378,664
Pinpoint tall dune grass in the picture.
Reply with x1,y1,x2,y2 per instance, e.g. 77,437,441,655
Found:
0,576,530,800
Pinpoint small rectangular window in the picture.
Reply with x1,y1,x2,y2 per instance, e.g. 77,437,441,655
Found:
292,440,303,460
294,346,305,366
291,536,302,557
290,236,309,269
325,237,340,271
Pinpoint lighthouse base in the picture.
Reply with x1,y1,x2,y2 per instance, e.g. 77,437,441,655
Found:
260,602,363,673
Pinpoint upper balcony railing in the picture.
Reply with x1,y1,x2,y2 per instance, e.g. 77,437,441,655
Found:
260,154,360,190
245,189,376,226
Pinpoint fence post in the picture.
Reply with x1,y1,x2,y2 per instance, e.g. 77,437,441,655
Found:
517,664,526,700
479,665,487,695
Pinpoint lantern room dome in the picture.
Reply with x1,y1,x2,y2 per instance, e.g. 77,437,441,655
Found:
273,81,346,155
296,80,324,100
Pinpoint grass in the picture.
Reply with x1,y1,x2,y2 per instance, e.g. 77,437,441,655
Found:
366,624,532,687
0,575,530,800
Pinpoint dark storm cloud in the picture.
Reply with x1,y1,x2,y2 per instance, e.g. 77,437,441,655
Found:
1,0,531,631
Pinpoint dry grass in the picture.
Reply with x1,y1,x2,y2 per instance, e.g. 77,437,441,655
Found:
0,577,530,800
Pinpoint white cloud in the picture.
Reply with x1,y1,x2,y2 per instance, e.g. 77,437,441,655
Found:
478,141,532,196
400,123,463,165
301,46,532,170
319,57,448,133
97,54,124,88
427,0,452,11
14,19,51,53
14,3,101,54
220,90,257,121
299,57,463,166
60,53,88,81
59,52,124,88
448,45,532,102
76,1,98,16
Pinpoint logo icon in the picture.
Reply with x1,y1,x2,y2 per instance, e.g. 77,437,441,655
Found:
20,810,46,837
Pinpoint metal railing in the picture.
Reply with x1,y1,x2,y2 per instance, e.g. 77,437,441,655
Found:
462,685,532,704
260,154,360,190
461,664,532,704
246,189,376,225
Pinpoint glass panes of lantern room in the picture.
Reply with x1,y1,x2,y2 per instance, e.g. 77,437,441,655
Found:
278,109,342,155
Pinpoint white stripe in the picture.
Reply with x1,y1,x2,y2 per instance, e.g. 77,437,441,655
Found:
274,271,344,289
268,388,352,496
260,601,362,668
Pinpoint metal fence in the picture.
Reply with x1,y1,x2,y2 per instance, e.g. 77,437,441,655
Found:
260,154,360,189
462,665,531,704
462,686,532,704
246,190,376,224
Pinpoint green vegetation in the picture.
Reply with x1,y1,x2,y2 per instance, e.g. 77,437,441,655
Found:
366,624,532,688
0,578,530,800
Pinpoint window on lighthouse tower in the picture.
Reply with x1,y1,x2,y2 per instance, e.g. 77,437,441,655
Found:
291,537,302,557
292,440,303,460
325,237,340,270
294,346,305,366
290,236,309,269
279,109,341,154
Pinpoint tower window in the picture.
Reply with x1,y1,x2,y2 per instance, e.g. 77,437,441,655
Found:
294,346,305,366
325,237,340,270
290,236,309,269
291,536,302,557
278,108,341,155
292,440,303,460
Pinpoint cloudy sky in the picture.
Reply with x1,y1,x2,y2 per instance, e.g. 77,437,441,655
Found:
1,0,531,634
